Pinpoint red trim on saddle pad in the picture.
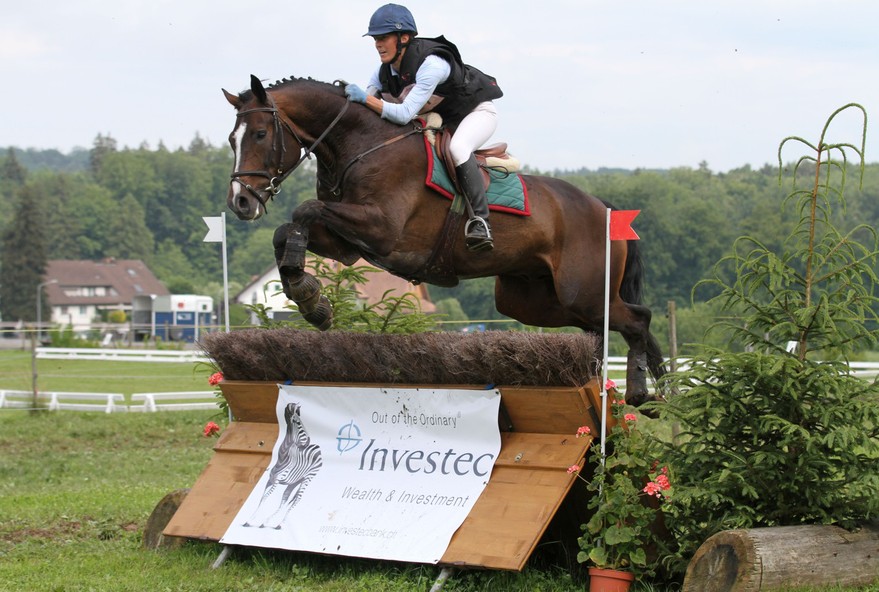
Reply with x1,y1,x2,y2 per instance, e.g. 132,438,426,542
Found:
422,134,531,217
423,134,454,199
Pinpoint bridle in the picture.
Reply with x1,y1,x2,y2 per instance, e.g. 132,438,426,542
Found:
229,95,350,212
230,90,441,207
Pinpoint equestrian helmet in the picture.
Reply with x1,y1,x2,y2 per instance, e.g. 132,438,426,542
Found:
364,4,418,36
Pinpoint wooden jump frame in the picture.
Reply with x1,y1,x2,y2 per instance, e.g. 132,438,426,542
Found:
164,377,611,572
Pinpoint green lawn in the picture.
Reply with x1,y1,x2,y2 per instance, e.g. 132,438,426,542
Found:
0,411,584,592
0,349,214,399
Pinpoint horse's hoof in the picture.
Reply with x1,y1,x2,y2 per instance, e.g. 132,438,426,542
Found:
626,392,663,418
626,391,649,408
302,296,333,331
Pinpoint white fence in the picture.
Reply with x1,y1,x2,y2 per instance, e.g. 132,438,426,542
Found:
605,356,879,392
0,390,126,413
0,389,216,413
35,347,209,363
130,391,218,412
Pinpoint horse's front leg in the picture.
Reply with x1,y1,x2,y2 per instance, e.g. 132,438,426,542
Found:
273,201,334,330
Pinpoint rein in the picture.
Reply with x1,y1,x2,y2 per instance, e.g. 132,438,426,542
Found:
230,97,351,211
322,121,436,196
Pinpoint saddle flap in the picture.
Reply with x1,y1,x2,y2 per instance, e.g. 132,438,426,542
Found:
435,132,518,191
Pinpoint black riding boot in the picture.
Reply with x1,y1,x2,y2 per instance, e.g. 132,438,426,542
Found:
455,155,494,252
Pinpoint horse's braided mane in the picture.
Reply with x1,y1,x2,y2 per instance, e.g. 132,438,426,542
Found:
237,76,345,102
267,76,344,95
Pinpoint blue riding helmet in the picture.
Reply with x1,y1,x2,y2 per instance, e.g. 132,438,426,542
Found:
364,4,418,37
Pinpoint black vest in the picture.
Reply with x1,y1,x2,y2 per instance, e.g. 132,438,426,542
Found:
378,36,503,128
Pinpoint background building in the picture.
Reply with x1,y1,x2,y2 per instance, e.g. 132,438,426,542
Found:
43,259,169,337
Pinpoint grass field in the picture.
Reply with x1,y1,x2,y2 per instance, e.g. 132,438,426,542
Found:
1,352,877,591
0,349,213,399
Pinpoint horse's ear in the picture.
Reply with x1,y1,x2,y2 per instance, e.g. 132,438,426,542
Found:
250,74,268,105
222,88,243,109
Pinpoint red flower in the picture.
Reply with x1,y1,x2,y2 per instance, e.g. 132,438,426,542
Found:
604,379,617,391
643,481,662,497
655,474,671,490
208,372,224,386
576,425,591,438
624,413,637,423
203,421,221,437
567,464,581,474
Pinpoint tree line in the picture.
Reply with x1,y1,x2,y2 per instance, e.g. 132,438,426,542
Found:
2,138,877,353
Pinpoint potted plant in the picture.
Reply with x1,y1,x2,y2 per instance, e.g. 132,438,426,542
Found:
568,381,671,591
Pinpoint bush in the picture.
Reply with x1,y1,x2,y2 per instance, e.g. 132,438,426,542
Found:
107,309,127,324
248,257,437,334
655,104,879,575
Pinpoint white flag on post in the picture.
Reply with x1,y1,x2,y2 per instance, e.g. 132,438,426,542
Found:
203,216,224,243
202,213,230,334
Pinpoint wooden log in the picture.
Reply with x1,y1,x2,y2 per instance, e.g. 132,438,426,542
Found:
143,488,191,550
683,524,879,591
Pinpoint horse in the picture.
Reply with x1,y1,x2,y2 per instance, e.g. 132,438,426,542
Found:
222,74,665,405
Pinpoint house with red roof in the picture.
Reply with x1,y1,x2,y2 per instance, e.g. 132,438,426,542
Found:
42,258,169,335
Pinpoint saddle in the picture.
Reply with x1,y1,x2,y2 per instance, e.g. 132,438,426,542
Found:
381,91,523,285
411,114,524,287
383,89,520,188
423,112,520,191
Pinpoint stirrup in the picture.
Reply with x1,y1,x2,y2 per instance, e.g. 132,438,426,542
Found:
464,217,494,252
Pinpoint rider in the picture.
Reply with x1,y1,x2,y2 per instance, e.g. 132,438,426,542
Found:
345,3,503,253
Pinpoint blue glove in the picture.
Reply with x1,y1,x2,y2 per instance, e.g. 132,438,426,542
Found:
345,83,368,104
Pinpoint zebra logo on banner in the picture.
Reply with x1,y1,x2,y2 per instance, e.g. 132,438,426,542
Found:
242,402,323,529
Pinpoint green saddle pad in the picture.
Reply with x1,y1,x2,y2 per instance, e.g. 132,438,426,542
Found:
424,142,530,216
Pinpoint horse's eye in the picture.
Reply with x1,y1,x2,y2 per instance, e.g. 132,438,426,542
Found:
256,130,267,140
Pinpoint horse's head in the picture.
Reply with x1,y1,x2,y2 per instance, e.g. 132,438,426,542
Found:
223,75,305,220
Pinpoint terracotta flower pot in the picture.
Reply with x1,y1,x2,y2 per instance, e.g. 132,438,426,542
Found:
588,567,635,592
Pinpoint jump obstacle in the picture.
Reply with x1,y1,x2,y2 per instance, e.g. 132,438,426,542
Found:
159,330,611,572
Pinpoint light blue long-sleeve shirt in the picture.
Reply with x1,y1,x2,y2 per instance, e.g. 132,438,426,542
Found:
366,55,452,125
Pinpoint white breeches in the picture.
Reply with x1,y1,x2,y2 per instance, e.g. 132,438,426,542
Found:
449,101,498,166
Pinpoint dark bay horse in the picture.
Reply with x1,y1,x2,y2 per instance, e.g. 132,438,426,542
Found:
223,75,665,404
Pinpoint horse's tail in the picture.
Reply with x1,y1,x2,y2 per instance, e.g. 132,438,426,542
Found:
620,238,644,305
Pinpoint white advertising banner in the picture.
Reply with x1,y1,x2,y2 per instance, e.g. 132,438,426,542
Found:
220,384,502,563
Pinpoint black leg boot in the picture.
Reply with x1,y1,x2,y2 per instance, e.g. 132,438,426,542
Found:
455,155,494,252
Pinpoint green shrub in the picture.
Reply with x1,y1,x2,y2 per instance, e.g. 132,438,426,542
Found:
248,257,437,334
655,104,879,575
48,325,99,348
107,309,127,324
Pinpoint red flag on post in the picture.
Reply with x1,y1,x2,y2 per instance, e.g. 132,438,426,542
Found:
609,210,641,240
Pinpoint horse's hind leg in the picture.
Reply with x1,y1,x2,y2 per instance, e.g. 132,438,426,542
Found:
609,299,666,406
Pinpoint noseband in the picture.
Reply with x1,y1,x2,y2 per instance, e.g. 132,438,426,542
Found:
230,96,350,211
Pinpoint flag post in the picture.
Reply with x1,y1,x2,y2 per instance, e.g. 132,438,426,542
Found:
221,212,230,333
601,209,641,460
203,214,230,333
600,207,611,460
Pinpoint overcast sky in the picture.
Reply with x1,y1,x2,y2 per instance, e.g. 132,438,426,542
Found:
2,1,876,172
